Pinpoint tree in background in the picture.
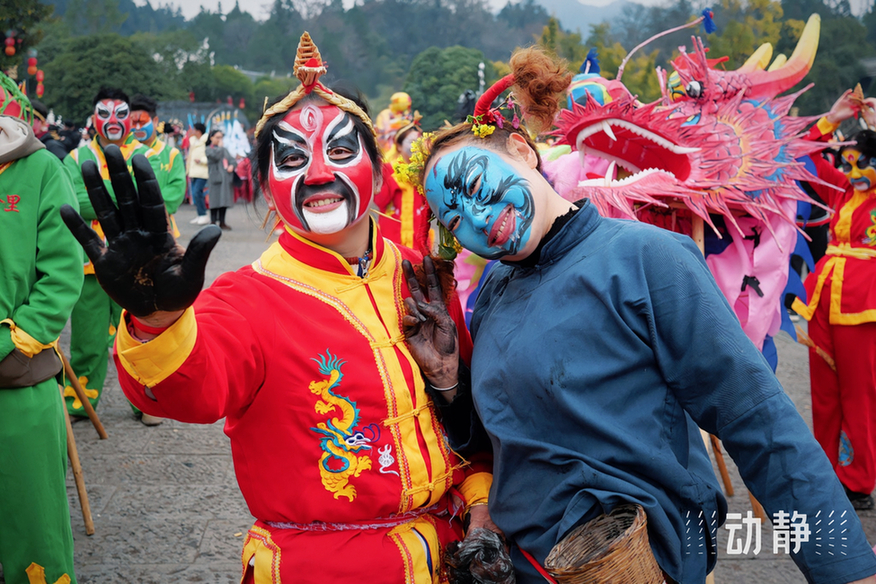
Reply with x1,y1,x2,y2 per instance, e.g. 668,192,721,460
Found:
63,0,127,35
0,0,53,74
703,0,787,69
42,33,184,123
32,0,876,121
403,46,496,130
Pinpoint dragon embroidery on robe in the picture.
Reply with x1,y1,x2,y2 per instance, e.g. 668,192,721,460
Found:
309,351,379,502
546,14,838,350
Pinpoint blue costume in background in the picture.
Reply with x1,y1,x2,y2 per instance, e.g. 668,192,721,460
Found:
463,201,876,584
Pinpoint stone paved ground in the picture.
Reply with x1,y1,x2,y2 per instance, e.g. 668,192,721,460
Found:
2,201,874,583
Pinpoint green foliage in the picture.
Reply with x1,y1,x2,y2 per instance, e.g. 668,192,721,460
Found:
785,15,875,115
539,16,589,65
403,46,495,130
41,33,185,122
31,0,876,127
703,0,784,69
0,0,53,72
63,0,127,35
253,75,297,107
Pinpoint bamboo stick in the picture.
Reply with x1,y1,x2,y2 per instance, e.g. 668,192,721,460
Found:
60,385,95,535
60,351,107,439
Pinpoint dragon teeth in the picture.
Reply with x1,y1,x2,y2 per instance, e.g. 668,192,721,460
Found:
576,118,702,156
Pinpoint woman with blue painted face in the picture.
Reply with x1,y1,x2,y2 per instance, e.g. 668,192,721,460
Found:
402,47,876,584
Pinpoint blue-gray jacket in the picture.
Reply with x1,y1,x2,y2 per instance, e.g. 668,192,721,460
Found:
466,201,876,584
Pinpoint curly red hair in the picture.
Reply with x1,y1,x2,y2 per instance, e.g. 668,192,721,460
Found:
418,46,570,185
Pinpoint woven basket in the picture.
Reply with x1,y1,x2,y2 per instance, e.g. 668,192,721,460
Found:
544,504,664,584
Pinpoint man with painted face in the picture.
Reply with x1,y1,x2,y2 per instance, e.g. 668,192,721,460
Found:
62,86,158,419
60,33,497,582
130,94,186,232
792,89,876,510
404,48,876,584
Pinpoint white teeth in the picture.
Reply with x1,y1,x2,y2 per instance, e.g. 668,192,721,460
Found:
605,160,617,186
578,167,675,188
307,197,342,208
493,212,510,244
671,146,702,154
575,118,701,156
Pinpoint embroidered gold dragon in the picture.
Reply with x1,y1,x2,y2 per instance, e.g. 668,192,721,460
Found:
309,351,379,501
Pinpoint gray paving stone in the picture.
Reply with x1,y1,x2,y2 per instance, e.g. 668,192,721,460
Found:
100,484,251,521
196,520,256,564
72,563,242,584
71,453,232,486
71,515,208,564
67,483,118,517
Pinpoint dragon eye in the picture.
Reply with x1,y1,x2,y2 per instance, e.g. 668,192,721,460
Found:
685,81,703,98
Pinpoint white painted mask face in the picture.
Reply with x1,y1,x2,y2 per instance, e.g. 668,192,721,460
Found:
269,104,374,234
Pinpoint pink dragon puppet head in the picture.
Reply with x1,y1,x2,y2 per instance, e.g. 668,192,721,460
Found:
552,13,843,350
553,14,836,239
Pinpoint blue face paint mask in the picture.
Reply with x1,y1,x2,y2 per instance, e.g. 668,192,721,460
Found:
425,146,535,260
133,120,154,143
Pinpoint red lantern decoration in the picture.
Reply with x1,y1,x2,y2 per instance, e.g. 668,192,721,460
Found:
36,83,44,98
238,97,245,109
4,46,13,57
189,91,195,102
35,70,43,82
27,57,36,67
27,67,36,76
4,38,14,57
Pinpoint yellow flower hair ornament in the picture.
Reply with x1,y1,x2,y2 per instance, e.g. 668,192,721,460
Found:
393,131,433,195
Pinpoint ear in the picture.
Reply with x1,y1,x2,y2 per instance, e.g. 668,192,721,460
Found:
261,183,276,210
506,132,538,169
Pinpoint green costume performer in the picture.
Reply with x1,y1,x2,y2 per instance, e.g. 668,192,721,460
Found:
130,94,186,229
0,100,82,581
63,124,155,416
146,138,185,217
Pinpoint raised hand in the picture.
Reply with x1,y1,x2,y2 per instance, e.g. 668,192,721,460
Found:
826,89,861,125
402,256,459,391
61,144,221,319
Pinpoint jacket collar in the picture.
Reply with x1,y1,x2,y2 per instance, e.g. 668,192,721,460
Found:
276,217,386,276
503,199,601,269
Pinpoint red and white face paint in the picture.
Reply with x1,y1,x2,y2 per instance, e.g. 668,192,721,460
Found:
268,104,374,234
94,99,131,143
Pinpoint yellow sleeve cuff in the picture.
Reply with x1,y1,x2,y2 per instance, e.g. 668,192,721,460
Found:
458,471,492,508
816,117,840,136
0,319,57,357
116,307,197,387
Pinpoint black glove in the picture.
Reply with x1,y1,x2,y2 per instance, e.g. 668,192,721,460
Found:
446,528,516,584
60,144,221,317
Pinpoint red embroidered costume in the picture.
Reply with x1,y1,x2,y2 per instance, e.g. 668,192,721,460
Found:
115,226,488,582
793,117,876,496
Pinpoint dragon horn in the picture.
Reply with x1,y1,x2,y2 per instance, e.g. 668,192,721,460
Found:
738,42,773,73
767,54,788,71
744,14,820,99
